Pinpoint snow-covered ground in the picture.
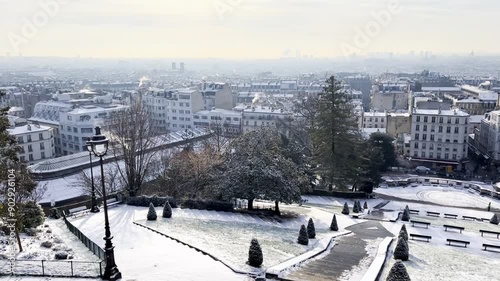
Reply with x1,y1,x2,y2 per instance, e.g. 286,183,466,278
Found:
375,184,500,209
380,220,500,281
0,220,100,277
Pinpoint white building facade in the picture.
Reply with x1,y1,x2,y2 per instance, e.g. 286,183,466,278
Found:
193,108,242,136
410,108,470,170
8,124,55,164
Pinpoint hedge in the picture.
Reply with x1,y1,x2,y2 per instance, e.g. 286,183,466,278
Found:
126,195,179,208
309,190,368,199
181,199,234,212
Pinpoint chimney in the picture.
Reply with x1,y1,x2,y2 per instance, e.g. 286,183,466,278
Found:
27,124,31,131
438,107,441,114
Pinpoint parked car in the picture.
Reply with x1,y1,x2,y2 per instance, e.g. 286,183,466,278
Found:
415,166,431,173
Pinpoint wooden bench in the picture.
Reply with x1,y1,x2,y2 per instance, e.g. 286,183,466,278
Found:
351,214,363,219
68,206,89,218
426,211,440,217
409,233,432,242
410,220,430,229
462,215,477,221
409,209,419,214
479,230,500,239
481,218,491,222
482,243,500,252
444,213,458,219
446,239,470,248
443,224,465,233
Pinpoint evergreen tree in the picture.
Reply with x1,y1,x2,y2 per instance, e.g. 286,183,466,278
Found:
386,260,411,281
401,206,410,222
490,214,499,225
398,225,408,241
353,200,359,213
147,203,157,220
312,76,362,191
342,202,350,215
367,132,397,172
307,218,316,239
330,214,339,231
363,201,368,210
393,237,409,261
162,200,172,218
298,225,309,245
248,238,263,267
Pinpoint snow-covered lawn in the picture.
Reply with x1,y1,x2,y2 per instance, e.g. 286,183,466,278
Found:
375,184,500,209
139,216,328,272
0,220,100,277
381,221,500,281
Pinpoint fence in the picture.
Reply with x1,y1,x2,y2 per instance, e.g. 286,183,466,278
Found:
62,214,106,261
0,259,103,278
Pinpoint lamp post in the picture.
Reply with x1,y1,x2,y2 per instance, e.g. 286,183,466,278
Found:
86,137,100,213
89,126,121,281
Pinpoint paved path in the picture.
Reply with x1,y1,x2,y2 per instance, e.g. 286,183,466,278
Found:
286,221,393,281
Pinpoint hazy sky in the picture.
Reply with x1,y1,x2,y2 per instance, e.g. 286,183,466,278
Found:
1,0,499,59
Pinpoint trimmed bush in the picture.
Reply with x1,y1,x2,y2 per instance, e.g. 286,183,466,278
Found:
393,237,409,261
248,238,263,267
386,260,411,281
330,214,339,231
398,225,408,241
363,201,368,210
341,202,350,215
490,214,499,225
147,203,157,221
298,225,309,245
127,195,179,208
162,201,172,218
401,208,410,222
19,202,45,231
353,200,359,213
307,218,316,239
41,241,53,248
181,199,234,212
55,251,69,260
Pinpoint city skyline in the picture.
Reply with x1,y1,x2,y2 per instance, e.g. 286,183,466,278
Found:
1,0,499,59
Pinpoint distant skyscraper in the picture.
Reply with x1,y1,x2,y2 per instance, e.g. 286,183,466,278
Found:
172,62,177,70
180,62,185,72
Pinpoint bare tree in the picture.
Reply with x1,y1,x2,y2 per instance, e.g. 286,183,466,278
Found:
106,102,160,197
77,165,123,197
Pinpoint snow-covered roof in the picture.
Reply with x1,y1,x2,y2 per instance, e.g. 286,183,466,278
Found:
469,115,485,123
8,124,52,135
413,109,469,117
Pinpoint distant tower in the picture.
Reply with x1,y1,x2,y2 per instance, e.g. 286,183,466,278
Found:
172,62,176,70
180,62,185,73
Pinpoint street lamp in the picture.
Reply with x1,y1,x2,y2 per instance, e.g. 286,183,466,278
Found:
88,126,121,281
86,137,100,213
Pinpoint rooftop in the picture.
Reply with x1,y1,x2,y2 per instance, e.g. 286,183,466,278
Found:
8,124,52,135
414,108,470,117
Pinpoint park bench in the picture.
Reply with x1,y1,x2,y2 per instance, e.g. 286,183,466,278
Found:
106,198,121,208
351,214,363,219
446,238,470,248
409,209,419,214
409,233,432,242
481,218,491,222
462,215,477,221
482,243,500,252
426,211,440,217
479,230,500,239
443,224,465,233
410,220,430,229
444,213,458,219
68,206,89,218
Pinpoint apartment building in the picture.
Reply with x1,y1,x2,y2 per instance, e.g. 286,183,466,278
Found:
8,124,55,164
236,105,292,134
371,82,410,112
410,108,470,170
200,82,233,110
193,108,242,136
359,111,387,129
469,111,500,164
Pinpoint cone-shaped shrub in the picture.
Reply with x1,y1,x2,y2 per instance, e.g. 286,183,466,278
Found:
248,238,263,267
401,208,410,222
147,203,157,221
330,214,339,231
353,200,359,213
342,202,350,215
298,225,309,245
398,225,408,241
357,200,362,212
393,237,409,261
363,202,368,210
307,218,316,239
162,200,172,218
386,260,411,281
490,214,499,225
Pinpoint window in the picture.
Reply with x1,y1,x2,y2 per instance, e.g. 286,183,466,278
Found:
414,151,418,157
179,103,184,107
423,125,427,132
41,152,45,159
437,153,441,159
40,143,45,150
446,126,451,133
226,117,231,121
20,156,25,162
194,115,200,119
431,117,436,123
201,116,208,120
28,145,33,152
81,128,93,133
439,117,443,123
416,116,421,122
27,135,32,142
430,143,434,150
421,151,426,158
73,127,77,133
455,118,459,124
454,127,459,134
416,125,420,131
414,133,419,140
17,136,23,143
422,143,427,149
414,142,419,149
424,116,428,122
172,109,177,113
423,134,427,140
172,117,177,120
39,133,44,140
429,152,434,158
29,154,34,161
179,110,184,114
438,126,443,133
444,153,449,159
